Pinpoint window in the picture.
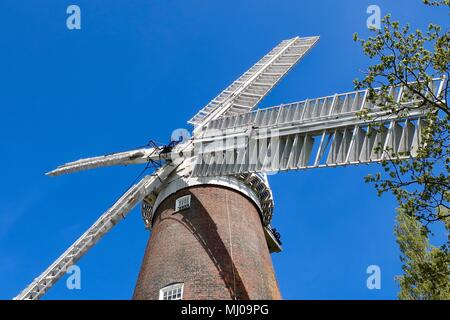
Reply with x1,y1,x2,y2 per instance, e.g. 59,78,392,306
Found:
175,195,191,211
159,283,184,300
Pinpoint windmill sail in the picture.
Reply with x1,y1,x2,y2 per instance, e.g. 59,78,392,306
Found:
45,139,193,177
191,78,445,177
46,147,164,176
14,161,181,300
188,36,320,133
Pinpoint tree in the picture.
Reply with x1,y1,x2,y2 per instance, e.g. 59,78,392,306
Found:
395,208,449,299
353,0,449,299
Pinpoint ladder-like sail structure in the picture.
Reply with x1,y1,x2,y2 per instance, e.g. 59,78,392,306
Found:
46,140,192,177
188,36,320,132
191,78,445,177
46,146,164,176
14,161,181,300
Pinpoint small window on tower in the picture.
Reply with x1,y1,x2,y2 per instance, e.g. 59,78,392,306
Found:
175,195,191,211
159,283,184,300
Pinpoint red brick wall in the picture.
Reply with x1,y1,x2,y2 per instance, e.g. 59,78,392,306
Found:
133,185,281,300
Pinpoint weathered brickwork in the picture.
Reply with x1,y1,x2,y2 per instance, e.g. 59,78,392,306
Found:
133,185,281,300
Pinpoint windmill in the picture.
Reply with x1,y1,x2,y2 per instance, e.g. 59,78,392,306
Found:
14,36,445,300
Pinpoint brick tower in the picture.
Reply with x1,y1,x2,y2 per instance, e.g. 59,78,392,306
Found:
133,167,282,300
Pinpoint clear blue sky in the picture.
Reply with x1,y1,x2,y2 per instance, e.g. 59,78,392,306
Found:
0,1,447,300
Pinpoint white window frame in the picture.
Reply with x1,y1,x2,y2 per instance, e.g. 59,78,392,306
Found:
159,283,184,300
175,195,191,211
